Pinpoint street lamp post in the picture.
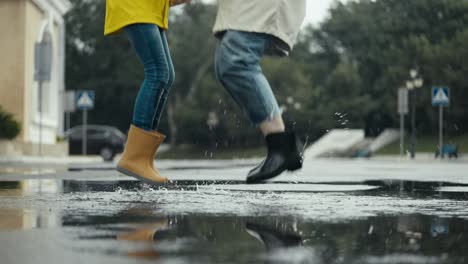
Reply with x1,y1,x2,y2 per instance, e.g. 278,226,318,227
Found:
405,70,423,159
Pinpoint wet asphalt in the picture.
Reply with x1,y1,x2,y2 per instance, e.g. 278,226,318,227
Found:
0,158,468,264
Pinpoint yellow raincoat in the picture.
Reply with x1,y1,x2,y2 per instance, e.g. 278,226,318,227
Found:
104,0,170,35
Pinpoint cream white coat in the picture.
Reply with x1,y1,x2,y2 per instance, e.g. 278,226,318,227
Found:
213,0,306,52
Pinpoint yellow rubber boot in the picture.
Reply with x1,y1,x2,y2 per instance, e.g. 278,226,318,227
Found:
117,125,169,184
148,130,166,174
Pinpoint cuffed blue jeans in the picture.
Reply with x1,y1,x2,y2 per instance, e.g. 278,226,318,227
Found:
215,30,281,125
124,24,175,131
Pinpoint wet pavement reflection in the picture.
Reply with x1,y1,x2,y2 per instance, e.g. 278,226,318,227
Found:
0,178,468,263
61,210,468,263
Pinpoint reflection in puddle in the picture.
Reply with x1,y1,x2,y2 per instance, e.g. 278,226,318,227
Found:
245,222,313,264
75,212,310,263
0,179,468,263
0,180,62,231
0,179,62,196
117,219,169,259
0,208,60,231
69,210,467,264
0,209,38,230
245,222,303,250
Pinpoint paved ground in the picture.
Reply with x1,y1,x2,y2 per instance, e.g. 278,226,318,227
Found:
0,158,468,263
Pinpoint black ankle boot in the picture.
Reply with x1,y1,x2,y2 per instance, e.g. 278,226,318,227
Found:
246,131,303,184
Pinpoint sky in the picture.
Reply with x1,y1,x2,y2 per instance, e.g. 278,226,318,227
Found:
303,0,340,27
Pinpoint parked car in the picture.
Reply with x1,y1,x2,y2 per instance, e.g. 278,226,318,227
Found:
65,125,126,161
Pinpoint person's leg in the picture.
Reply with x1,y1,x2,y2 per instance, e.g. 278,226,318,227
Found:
117,24,171,184
259,117,285,136
146,29,175,175
215,30,302,184
152,29,175,130
215,31,282,130
125,24,171,131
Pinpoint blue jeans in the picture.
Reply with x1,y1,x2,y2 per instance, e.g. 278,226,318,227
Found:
215,31,281,125
124,24,175,131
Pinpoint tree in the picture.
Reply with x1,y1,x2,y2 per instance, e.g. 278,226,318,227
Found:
313,0,468,136
65,0,141,132
65,0,468,149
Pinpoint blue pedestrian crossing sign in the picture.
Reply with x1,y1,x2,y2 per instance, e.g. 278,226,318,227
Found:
432,87,449,107
76,90,95,110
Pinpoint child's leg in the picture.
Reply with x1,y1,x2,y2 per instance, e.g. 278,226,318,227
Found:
214,30,283,133
124,24,172,131
117,24,172,185
214,30,302,183
151,30,175,130
259,116,285,136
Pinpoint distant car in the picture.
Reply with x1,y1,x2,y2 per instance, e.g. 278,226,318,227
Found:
65,125,126,161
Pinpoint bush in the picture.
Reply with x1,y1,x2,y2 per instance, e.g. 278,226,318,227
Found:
0,106,21,140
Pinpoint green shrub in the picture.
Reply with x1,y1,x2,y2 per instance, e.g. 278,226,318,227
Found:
0,106,21,140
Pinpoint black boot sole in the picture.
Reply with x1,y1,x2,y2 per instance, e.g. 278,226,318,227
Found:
287,157,303,171
246,166,286,184
246,158,303,184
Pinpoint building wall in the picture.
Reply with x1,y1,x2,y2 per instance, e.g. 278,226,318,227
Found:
25,0,60,144
0,0,69,147
0,0,27,141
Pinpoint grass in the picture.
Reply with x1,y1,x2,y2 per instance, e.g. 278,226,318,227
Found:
158,145,266,160
377,134,468,155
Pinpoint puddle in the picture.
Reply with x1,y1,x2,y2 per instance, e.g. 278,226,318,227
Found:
0,179,62,196
1,207,466,263
437,186,468,193
194,183,379,192
3,179,468,196
0,179,468,263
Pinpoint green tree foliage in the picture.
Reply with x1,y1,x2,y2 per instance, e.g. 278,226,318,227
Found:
65,0,140,132
65,0,467,148
311,0,468,136
0,106,21,140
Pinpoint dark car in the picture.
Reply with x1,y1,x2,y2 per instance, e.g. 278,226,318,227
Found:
65,125,126,161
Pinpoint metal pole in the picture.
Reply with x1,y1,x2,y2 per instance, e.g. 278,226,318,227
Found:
38,81,43,156
410,89,416,159
400,113,405,156
66,111,70,131
439,105,443,159
82,109,87,156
